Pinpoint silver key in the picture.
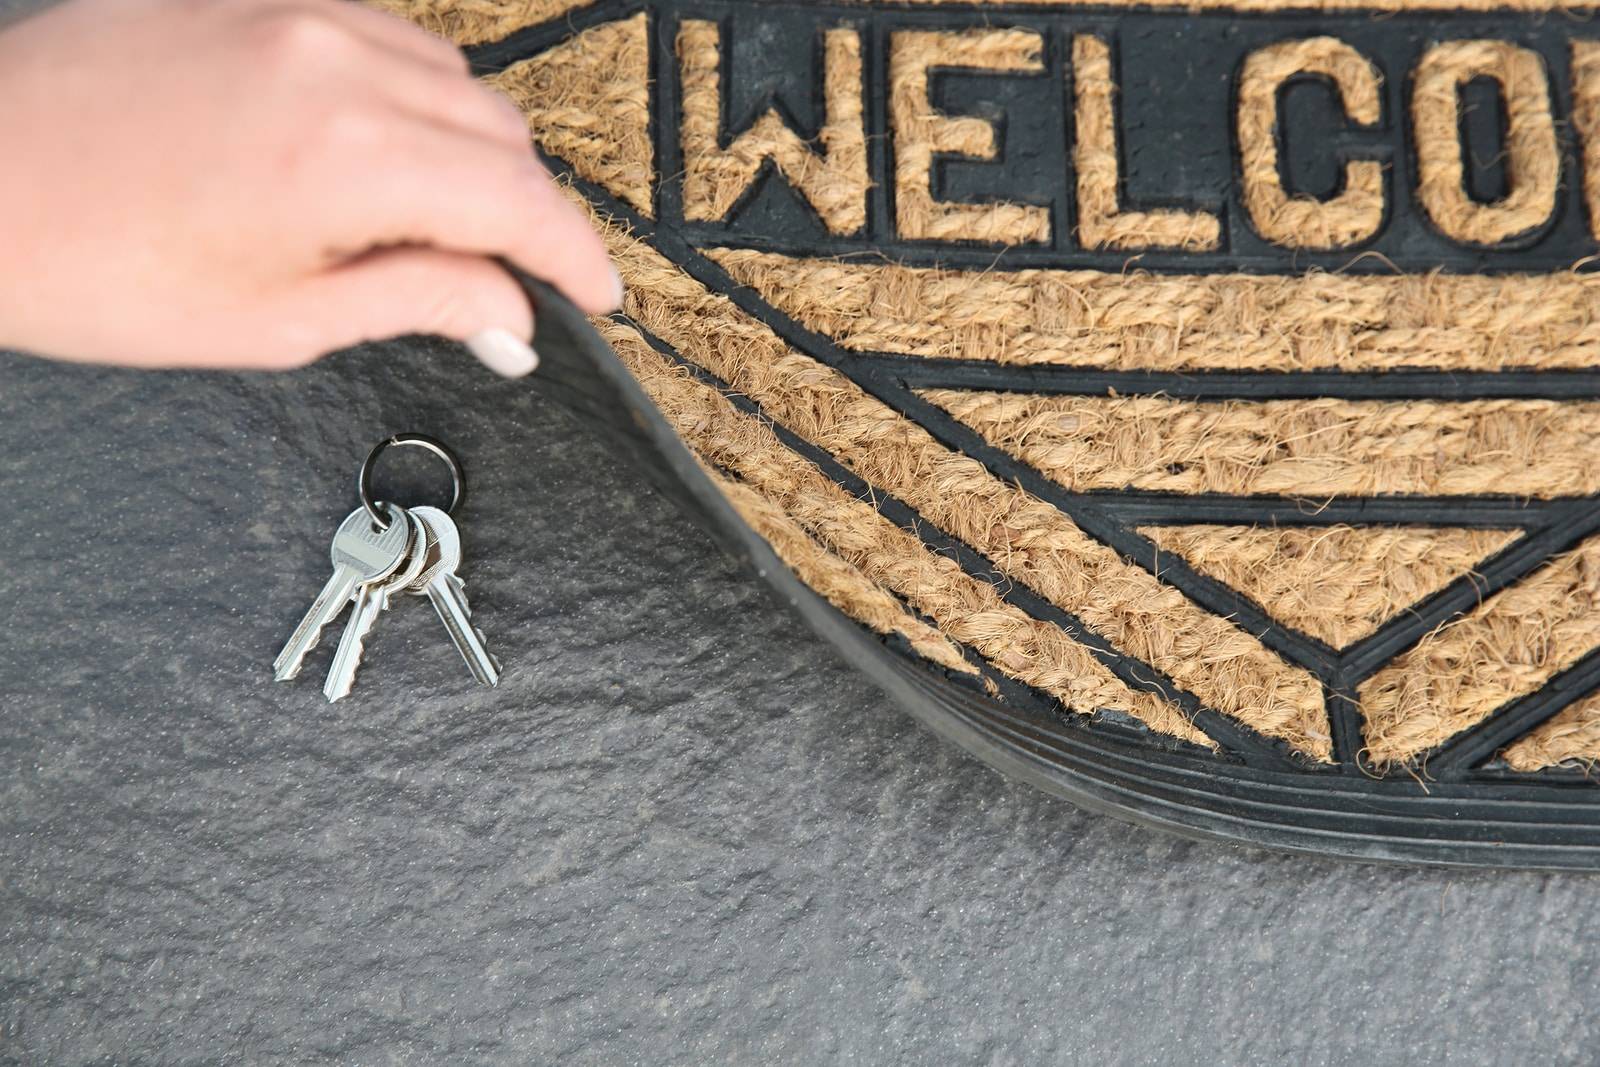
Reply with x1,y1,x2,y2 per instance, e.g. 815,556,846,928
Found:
273,504,411,681
407,505,500,687
323,510,429,703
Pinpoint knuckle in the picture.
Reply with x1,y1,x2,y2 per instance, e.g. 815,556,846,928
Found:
371,7,469,71
253,9,355,67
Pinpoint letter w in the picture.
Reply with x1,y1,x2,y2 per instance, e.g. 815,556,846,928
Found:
677,20,869,235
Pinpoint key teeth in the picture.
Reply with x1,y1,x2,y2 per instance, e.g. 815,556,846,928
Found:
476,630,501,687
443,572,471,613
323,656,360,703
427,572,498,686
463,616,499,686
324,640,367,702
323,591,382,703
274,628,324,681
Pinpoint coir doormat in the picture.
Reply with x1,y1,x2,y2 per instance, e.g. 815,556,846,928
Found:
380,0,1600,867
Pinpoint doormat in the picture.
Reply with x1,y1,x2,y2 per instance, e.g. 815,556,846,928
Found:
379,0,1600,867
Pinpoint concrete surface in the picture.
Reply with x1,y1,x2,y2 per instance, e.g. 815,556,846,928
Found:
2,338,1598,1065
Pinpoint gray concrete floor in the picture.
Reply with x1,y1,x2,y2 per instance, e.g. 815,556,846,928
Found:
2,337,1597,1064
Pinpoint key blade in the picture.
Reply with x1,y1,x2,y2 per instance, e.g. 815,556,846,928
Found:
425,574,500,687
323,584,384,702
273,566,358,681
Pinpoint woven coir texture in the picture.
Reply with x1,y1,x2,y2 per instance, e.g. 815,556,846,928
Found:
382,0,1600,777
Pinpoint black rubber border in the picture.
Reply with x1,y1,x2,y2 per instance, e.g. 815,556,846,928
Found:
518,268,1600,871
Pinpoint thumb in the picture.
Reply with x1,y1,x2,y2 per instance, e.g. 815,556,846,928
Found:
299,247,540,376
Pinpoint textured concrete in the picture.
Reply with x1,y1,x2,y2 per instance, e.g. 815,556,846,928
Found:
2,337,1597,1065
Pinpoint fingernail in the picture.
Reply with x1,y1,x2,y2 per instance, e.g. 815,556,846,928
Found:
609,264,626,311
466,327,539,378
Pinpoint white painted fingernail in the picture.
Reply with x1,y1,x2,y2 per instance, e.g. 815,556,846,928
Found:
466,328,539,378
609,265,626,310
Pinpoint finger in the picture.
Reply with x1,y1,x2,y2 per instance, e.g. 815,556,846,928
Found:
293,0,470,74
258,3,527,148
321,120,621,314
334,7,534,147
377,69,532,148
286,247,539,375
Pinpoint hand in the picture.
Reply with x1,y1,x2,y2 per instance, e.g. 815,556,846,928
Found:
0,0,620,375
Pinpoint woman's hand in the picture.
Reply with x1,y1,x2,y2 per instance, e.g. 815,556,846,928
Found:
0,0,619,375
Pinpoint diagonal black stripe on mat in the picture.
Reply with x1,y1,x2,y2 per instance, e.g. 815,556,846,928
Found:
845,357,1600,403
617,310,1303,769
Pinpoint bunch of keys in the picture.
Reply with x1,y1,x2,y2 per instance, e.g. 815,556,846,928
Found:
272,434,500,701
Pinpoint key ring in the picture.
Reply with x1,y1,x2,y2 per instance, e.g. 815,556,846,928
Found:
359,433,465,530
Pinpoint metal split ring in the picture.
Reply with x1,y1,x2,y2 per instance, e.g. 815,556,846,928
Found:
359,433,465,530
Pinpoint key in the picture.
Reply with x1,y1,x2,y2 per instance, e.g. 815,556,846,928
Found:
273,504,411,681
407,505,500,687
322,509,429,703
